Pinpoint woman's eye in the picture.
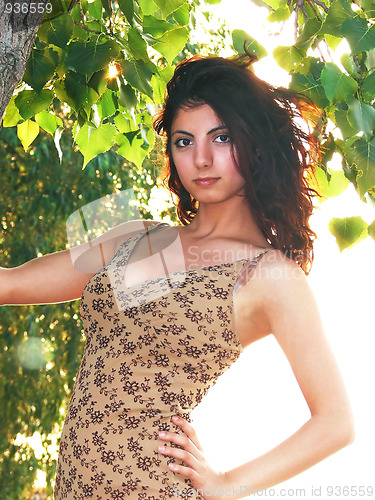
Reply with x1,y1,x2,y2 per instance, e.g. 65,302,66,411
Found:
215,134,231,143
174,138,192,148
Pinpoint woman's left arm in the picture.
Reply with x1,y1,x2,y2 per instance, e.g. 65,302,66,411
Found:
158,252,355,498
220,253,355,494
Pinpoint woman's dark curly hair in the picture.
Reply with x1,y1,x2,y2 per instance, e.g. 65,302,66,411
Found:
153,54,322,275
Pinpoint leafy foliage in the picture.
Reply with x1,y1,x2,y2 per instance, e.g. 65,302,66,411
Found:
259,0,375,250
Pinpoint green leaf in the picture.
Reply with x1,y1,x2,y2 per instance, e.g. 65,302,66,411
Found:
232,30,267,59
2,96,23,127
159,65,174,82
153,27,188,64
119,83,138,112
173,3,190,25
340,17,375,53
328,216,368,251
118,0,135,25
295,18,322,51
116,132,149,166
362,72,375,103
120,60,154,98
128,27,149,60
321,63,358,103
17,120,40,151
35,111,63,135
290,72,329,109
63,72,100,114
66,40,120,79
340,53,362,80
114,113,136,133
88,70,108,97
335,109,358,138
368,219,375,241
150,74,166,104
75,123,117,166
153,0,186,18
267,5,290,22
320,134,336,167
262,0,281,8
15,90,54,121
23,47,59,93
273,45,306,73
324,34,343,51
357,0,375,17
97,89,117,119
345,137,375,197
143,16,175,37
37,13,74,48
295,56,324,77
88,0,103,19
320,0,354,36
310,167,349,201
138,0,158,15
347,100,375,139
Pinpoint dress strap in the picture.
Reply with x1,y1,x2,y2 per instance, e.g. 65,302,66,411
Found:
233,248,272,295
143,221,170,254
127,220,170,253
125,221,174,271
143,221,173,285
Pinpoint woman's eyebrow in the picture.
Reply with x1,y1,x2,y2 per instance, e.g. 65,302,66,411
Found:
171,125,228,138
171,130,194,138
207,125,228,135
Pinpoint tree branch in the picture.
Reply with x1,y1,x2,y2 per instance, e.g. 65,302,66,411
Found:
72,20,103,35
311,0,329,13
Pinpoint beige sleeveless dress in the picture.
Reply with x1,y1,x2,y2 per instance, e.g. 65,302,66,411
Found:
54,223,271,499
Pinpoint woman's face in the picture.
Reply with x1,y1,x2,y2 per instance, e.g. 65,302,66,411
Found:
170,104,246,204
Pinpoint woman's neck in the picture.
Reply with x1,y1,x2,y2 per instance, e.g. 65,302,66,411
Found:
183,198,269,248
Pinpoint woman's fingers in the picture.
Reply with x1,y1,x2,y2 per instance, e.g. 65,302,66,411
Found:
171,414,204,450
158,416,228,499
158,443,202,475
158,416,205,472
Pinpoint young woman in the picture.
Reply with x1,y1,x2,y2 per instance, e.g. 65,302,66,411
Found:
0,55,354,499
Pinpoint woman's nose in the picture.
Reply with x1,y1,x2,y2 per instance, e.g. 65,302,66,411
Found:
194,143,212,168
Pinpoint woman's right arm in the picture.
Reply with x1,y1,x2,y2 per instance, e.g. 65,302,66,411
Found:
0,220,161,306
0,249,97,306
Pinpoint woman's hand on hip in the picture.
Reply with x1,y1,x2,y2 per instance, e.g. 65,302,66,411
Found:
158,415,230,499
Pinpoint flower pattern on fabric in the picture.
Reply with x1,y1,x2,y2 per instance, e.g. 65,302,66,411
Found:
55,223,270,499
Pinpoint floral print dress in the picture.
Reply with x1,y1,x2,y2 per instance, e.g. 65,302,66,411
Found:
54,223,270,499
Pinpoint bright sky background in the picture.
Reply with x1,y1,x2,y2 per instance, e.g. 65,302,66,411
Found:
185,1,375,498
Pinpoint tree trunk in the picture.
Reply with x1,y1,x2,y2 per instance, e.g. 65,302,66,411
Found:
0,0,48,123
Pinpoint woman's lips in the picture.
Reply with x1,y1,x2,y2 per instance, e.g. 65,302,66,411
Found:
193,177,220,186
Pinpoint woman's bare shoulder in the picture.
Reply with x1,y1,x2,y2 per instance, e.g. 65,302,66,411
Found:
238,248,307,309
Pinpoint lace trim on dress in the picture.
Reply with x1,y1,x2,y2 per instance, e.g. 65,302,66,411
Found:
233,249,271,295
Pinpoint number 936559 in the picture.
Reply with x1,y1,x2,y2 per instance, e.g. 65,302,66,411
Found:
5,2,53,14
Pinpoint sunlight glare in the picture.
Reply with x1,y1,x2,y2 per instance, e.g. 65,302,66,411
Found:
108,61,119,79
